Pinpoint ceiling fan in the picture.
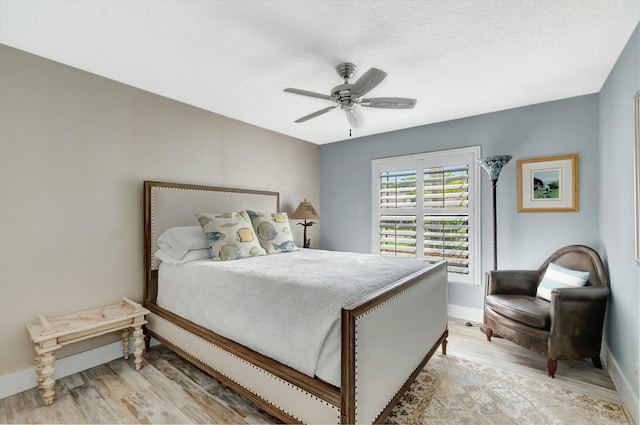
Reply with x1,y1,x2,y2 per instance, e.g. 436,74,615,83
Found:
284,63,417,128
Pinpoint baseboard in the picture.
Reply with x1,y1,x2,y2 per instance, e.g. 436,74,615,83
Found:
0,338,159,400
448,304,483,323
600,339,610,369
605,342,639,425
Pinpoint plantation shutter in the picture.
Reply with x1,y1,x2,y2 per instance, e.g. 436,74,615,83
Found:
378,168,419,258
423,165,470,275
372,146,480,285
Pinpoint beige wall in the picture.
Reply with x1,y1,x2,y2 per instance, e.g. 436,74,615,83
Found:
0,44,319,375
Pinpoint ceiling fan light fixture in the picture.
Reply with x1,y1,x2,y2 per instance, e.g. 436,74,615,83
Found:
346,108,361,129
340,100,354,110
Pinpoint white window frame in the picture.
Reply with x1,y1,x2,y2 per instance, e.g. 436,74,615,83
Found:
371,146,481,285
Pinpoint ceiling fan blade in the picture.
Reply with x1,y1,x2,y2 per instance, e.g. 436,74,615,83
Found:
284,88,331,100
350,68,387,96
344,108,362,128
360,97,417,109
294,105,338,123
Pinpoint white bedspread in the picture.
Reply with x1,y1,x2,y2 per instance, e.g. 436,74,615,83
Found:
156,249,434,387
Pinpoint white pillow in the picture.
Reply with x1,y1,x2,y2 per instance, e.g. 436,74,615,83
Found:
536,262,590,301
157,226,208,260
154,248,211,265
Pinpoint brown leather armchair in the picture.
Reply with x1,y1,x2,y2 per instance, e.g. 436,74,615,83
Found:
483,245,609,377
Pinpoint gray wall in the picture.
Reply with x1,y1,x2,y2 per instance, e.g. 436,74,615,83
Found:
319,94,600,310
0,44,319,376
598,25,639,417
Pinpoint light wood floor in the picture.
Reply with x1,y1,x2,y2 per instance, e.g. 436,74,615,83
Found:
446,318,619,403
0,318,622,424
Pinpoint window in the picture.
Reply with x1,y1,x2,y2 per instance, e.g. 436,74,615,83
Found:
372,146,481,284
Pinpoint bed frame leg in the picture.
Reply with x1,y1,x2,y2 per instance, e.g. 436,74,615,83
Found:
143,326,151,352
440,329,448,355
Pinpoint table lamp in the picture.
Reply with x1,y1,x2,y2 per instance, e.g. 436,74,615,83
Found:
291,199,319,248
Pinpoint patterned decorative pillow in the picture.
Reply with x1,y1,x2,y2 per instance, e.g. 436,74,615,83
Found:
536,262,590,301
195,211,266,261
246,210,299,254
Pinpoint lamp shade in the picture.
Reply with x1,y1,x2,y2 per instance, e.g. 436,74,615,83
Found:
476,155,513,181
291,201,319,220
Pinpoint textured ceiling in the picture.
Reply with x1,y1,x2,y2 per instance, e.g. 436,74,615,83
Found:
1,1,638,145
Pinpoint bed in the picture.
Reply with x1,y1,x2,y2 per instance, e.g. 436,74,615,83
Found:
143,180,449,424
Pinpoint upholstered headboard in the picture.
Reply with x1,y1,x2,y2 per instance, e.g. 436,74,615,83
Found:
143,181,279,304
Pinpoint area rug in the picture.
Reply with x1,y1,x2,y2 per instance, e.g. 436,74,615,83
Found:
385,354,629,425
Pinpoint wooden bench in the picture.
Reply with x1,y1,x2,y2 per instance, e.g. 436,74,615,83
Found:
26,298,149,405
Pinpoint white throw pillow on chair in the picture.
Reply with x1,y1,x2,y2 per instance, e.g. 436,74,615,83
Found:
536,262,590,301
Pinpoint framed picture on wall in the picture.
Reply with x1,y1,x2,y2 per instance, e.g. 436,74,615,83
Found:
634,91,640,262
517,154,578,212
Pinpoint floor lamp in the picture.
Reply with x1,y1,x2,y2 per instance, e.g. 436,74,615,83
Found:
476,155,512,271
